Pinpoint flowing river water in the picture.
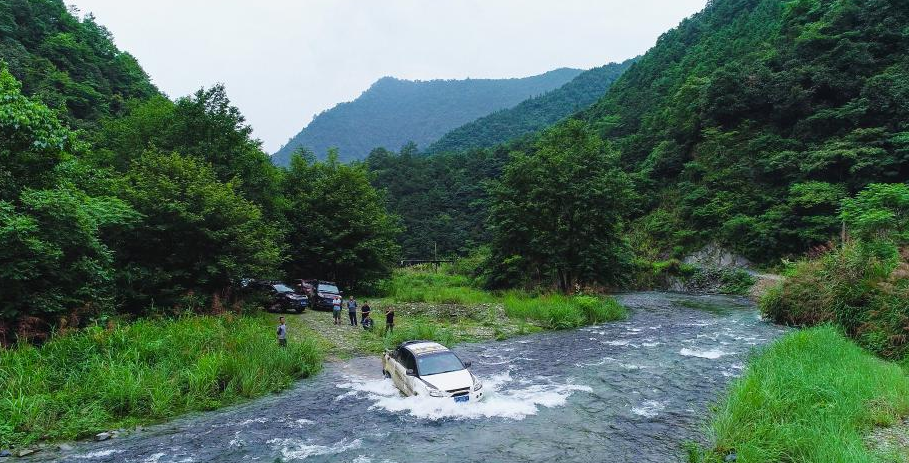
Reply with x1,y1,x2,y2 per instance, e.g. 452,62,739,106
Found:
34,292,786,463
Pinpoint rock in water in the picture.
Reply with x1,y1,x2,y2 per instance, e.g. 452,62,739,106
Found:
95,432,111,441
0,449,11,457
17,449,37,457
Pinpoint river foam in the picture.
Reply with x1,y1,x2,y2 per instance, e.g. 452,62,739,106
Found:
335,370,591,421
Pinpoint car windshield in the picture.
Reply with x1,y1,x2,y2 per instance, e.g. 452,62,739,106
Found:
415,352,464,376
318,284,339,294
273,284,294,293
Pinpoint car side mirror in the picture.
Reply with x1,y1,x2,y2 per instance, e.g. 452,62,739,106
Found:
463,361,472,368
405,369,416,376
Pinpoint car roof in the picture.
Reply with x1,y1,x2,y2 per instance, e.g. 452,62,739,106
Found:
400,341,449,356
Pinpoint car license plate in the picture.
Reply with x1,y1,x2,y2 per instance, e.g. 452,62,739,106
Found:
454,396,469,403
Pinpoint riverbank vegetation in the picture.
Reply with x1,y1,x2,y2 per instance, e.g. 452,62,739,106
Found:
688,327,909,463
0,314,321,448
692,183,909,461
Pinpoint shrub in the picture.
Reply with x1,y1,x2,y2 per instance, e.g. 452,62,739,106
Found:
760,242,909,359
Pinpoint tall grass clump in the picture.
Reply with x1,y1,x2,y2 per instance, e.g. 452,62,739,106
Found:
503,294,626,329
381,266,495,304
690,326,909,463
761,242,909,360
357,317,461,353
0,315,322,448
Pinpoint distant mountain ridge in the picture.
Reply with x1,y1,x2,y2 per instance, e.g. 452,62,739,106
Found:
426,57,637,154
271,68,583,165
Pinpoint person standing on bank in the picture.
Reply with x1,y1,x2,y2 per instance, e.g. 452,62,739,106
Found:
384,306,395,336
347,296,358,326
361,300,371,325
277,317,287,347
332,299,342,325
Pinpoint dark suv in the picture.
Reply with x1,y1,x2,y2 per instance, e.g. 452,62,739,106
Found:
297,279,342,311
264,282,309,313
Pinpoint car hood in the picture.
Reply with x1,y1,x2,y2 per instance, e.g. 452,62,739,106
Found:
419,369,473,391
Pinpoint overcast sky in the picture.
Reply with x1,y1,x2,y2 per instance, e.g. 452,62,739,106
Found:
69,1,708,153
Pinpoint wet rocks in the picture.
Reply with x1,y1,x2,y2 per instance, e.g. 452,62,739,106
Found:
0,450,10,458
16,449,37,457
57,443,74,452
95,432,112,441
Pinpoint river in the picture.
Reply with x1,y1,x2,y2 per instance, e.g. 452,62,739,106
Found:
34,292,785,463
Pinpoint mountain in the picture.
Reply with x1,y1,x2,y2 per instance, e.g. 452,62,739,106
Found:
0,0,159,129
370,0,909,262
426,58,637,154
271,68,583,165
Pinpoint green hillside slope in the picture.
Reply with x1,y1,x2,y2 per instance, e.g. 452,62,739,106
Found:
426,58,636,154
0,0,159,129
271,68,582,165
577,0,908,261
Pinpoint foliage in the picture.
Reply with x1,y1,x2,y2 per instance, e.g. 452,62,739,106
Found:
0,314,322,448
841,182,909,244
488,120,634,291
0,67,75,201
575,0,909,262
503,293,626,329
272,68,582,165
92,87,283,213
366,143,508,259
0,0,158,129
379,266,495,305
427,58,636,154
115,152,283,310
689,326,909,463
282,151,401,289
760,241,909,360
0,189,136,322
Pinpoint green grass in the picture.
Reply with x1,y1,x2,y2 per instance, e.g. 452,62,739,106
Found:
689,326,909,463
380,266,495,304
503,293,627,329
0,314,322,449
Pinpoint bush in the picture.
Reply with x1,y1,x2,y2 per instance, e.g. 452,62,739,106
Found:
760,242,909,359
503,294,626,329
0,314,322,448
690,326,909,463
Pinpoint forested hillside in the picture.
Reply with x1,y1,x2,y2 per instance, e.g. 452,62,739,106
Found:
377,0,909,277
271,68,582,165
0,0,158,129
575,0,908,263
426,58,636,154
1,1,400,338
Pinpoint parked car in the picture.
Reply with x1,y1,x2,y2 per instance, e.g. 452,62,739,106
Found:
382,341,483,403
296,279,343,311
265,283,309,313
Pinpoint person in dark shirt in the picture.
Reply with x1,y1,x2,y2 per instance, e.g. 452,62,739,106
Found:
347,296,358,326
384,306,395,336
361,301,371,325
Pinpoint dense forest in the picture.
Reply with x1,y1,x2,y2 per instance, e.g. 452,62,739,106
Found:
271,69,582,165
377,0,909,290
0,0,399,339
0,0,158,129
426,58,636,154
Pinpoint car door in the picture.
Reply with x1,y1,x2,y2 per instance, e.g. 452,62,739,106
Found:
393,349,416,395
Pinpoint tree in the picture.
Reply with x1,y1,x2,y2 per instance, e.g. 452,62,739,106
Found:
841,183,909,244
0,189,136,321
488,120,634,292
116,152,283,309
283,150,401,289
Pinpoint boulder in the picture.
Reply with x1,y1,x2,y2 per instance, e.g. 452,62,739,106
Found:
684,243,751,270
95,432,111,441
